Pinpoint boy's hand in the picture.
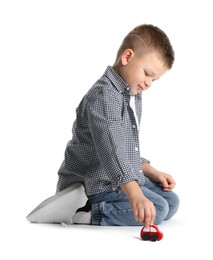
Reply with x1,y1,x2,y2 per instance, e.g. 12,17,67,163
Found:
147,171,176,191
121,181,156,227
130,193,156,227
142,163,176,191
157,172,176,191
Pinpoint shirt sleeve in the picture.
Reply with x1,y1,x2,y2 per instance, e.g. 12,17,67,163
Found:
86,88,139,190
140,157,150,165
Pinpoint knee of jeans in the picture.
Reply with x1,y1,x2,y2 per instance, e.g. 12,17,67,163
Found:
165,193,180,220
171,192,180,211
154,199,169,225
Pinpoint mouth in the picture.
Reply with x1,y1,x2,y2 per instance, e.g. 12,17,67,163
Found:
138,84,144,91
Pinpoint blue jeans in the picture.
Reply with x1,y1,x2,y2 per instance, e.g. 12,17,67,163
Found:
88,177,179,226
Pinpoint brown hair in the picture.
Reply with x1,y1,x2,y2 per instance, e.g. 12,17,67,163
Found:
115,24,175,69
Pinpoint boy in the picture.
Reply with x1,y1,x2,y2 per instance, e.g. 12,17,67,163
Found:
27,24,179,226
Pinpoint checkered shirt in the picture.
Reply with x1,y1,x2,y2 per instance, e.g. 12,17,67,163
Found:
56,66,149,195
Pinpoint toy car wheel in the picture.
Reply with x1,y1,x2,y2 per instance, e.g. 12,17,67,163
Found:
150,234,158,242
142,234,150,241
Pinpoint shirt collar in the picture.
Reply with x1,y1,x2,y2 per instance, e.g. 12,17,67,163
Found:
104,66,131,95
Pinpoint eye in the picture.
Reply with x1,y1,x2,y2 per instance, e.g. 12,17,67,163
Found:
144,71,150,77
144,70,157,82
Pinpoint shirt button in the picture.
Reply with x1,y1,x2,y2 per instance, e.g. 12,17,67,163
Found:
126,87,130,91
135,146,139,151
132,125,136,128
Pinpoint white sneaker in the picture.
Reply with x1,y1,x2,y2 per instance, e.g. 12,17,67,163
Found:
72,211,92,224
72,200,92,224
26,183,88,224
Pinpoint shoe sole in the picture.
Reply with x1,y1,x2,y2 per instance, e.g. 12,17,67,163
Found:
26,183,88,224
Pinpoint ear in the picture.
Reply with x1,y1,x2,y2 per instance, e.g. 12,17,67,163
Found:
121,49,134,65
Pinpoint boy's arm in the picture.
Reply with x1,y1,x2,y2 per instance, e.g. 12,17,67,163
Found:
87,89,141,191
120,180,156,227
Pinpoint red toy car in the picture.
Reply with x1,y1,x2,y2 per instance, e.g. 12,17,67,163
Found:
140,224,163,241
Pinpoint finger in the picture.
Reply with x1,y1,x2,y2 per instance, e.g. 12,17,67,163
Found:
163,187,171,191
167,177,176,186
160,178,169,189
132,207,139,222
150,206,156,225
164,181,175,191
143,208,152,227
137,208,144,224
163,186,173,191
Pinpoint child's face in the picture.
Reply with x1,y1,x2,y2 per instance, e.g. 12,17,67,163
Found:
119,50,168,96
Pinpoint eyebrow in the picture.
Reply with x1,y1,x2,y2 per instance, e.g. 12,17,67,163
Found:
145,69,158,79
145,68,155,75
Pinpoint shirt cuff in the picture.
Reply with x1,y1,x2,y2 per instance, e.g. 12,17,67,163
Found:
111,168,145,191
140,157,150,165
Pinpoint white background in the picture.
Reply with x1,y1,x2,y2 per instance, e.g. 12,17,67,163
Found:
1,0,213,259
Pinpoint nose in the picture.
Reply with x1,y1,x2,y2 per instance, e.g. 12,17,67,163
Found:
144,78,152,89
